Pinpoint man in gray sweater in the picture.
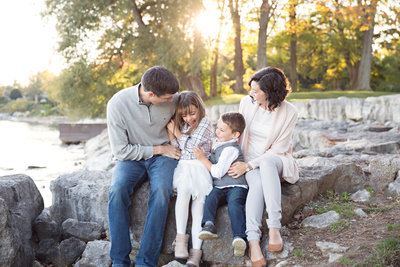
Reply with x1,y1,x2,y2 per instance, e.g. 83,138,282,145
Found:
107,66,181,267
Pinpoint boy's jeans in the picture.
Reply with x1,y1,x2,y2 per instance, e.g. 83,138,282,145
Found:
108,156,178,267
201,187,248,239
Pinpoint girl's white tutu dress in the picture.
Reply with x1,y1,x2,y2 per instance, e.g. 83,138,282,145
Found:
173,159,213,199
172,117,214,199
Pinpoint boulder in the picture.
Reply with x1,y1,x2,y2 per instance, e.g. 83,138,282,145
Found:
35,238,58,262
61,218,103,242
49,158,374,265
50,170,111,227
0,174,44,267
75,240,112,267
369,155,400,190
84,129,115,172
46,237,86,266
33,208,61,242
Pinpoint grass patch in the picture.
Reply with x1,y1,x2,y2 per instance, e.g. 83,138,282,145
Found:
364,206,390,214
294,248,304,259
388,223,400,231
204,94,245,106
364,238,400,266
339,255,357,265
203,91,398,106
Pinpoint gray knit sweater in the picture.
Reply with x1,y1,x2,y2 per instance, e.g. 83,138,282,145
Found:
107,84,178,161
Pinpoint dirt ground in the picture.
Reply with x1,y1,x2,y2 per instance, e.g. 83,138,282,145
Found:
268,190,400,267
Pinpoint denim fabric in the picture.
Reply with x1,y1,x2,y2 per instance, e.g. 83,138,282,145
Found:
201,187,248,239
108,156,178,267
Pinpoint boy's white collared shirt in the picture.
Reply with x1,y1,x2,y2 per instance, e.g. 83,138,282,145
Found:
210,138,240,179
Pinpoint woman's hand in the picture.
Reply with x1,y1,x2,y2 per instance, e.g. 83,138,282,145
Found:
228,161,247,178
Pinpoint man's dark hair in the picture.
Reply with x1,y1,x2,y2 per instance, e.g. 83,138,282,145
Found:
141,66,179,96
248,67,291,111
221,112,246,136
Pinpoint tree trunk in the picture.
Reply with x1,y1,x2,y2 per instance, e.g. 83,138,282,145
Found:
354,3,376,91
210,48,219,97
229,0,246,94
346,57,359,90
210,0,225,97
131,0,146,31
257,0,269,70
188,25,207,99
180,75,208,99
289,0,298,92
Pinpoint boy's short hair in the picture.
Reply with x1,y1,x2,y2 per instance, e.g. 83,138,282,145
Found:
141,66,179,96
221,112,246,136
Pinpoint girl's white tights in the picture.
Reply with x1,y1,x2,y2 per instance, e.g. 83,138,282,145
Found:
175,186,205,250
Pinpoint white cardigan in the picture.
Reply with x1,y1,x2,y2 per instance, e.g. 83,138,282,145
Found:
239,95,299,184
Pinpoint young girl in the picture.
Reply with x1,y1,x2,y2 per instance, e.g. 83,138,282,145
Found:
167,91,213,267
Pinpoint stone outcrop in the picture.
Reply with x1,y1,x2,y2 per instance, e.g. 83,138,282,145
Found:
2,96,396,266
205,94,400,124
0,174,44,267
63,101,400,265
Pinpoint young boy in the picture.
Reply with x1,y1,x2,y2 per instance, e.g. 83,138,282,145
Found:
193,112,248,257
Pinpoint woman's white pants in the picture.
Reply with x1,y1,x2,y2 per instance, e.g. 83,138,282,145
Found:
245,154,283,241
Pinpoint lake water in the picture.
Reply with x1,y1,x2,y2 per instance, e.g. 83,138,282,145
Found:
0,120,86,207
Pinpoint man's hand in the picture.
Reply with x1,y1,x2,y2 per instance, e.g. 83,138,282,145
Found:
154,145,181,160
194,147,206,160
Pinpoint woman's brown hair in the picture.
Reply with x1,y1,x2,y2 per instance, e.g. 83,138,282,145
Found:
248,67,291,111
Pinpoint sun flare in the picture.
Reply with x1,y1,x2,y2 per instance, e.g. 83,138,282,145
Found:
195,7,222,39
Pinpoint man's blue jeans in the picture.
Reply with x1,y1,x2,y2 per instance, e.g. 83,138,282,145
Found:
108,156,178,267
201,187,248,239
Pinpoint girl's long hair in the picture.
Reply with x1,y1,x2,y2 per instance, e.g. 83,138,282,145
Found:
174,91,206,135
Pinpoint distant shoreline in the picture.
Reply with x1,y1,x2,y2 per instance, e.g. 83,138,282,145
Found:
0,113,106,125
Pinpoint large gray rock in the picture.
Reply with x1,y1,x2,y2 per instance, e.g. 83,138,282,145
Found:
0,174,44,267
369,155,400,190
33,208,61,242
46,237,86,266
75,240,112,267
50,170,111,227
62,218,103,242
291,94,400,124
49,159,374,265
35,238,58,262
84,129,115,172
203,95,400,125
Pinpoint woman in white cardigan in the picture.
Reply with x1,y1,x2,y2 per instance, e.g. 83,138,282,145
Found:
228,67,299,267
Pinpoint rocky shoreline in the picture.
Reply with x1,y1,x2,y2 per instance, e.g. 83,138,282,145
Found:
1,94,399,266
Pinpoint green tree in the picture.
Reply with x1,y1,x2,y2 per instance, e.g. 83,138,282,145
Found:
45,0,208,117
